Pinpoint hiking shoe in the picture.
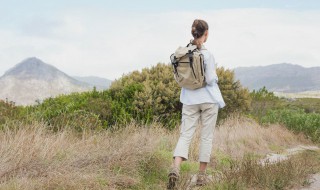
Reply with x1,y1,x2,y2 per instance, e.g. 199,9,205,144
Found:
167,167,180,189
196,171,211,186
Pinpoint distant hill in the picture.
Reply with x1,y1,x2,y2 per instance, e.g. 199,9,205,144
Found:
0,57,92,105
72,76,112,90
234,63,320,92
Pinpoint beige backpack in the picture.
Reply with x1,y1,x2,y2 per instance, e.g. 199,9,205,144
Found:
170,43,206,90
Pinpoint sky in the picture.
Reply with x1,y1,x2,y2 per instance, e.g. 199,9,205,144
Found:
0,0,320,80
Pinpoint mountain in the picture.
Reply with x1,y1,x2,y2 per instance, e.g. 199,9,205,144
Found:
72,76,112,90
0,57,92,105
234,63,320,92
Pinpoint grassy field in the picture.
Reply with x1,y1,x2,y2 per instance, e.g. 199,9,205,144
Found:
0,117,319,190
1,82,320,189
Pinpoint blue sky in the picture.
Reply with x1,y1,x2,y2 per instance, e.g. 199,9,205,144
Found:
0,1,320,79
1,0,320,12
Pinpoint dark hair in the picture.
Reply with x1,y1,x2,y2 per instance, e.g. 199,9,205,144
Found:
191,19,209,39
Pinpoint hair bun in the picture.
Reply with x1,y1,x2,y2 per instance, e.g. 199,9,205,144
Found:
191,19,209,39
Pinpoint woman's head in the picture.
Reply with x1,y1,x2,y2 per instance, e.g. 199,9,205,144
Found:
191,19,209,44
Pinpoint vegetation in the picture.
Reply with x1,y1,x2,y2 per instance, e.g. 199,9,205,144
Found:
0,117,318,190
216,67,251,119
109,64,181,128
0,99,22,127
249,86,320,142
110,64,251,128
262,109,320,142
1,63,319,144
249,86,281,119
1,63,251,131
174,150,320,190
1,62,320,189
250,87,320,115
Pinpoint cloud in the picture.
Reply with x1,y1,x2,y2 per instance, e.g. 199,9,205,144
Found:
0,8,319,80
19,18,63,38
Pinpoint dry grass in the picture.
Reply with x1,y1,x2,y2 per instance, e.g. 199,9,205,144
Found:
0,116,317,189
0,122,170,189
186,115,311,162
173,149,320,190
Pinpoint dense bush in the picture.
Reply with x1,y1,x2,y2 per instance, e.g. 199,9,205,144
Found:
110,64,181,128
261,109,320,142
110,63,251,128
26,89,112,130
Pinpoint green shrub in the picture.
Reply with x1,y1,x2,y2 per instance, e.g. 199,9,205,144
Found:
27,89,113,130
261,109,320,142
110,63,181,128
249,86,281,120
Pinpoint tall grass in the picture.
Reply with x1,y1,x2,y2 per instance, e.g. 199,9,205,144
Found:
0,121,169,189
0,117,317,189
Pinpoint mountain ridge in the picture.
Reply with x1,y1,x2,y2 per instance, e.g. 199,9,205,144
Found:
234,63,320,92
0,57,93,105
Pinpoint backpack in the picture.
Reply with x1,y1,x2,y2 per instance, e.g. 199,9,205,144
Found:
170,43,206,90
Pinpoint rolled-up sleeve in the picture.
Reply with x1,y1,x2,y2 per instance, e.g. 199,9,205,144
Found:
204,52,218,86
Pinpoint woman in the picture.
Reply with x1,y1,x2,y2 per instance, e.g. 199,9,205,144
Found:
167,19,226,189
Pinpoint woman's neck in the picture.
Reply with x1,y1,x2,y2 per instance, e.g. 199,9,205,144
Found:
192,39,204,49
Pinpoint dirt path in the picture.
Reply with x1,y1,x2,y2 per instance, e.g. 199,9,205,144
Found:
185,145,320,189
261,145,320,190
260,145,319,165
300,174,320,190
259,145,320,190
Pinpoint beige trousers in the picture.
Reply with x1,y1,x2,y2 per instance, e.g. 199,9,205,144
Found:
173,103,219,163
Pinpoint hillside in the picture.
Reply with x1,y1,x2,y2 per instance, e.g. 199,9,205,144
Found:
0,57,92,105
234,63,320,92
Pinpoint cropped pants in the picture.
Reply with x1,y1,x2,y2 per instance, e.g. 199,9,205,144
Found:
173,103,219,163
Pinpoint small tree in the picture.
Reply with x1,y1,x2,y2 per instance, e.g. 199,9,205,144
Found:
250,86,280,120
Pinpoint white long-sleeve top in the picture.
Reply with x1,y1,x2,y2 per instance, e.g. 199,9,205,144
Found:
180,46,226,108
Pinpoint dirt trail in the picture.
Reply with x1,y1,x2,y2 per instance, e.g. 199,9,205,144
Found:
261,145,320,190
300,174,320,190
185,145,320,190
260,145,320,190
260,145,319,165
